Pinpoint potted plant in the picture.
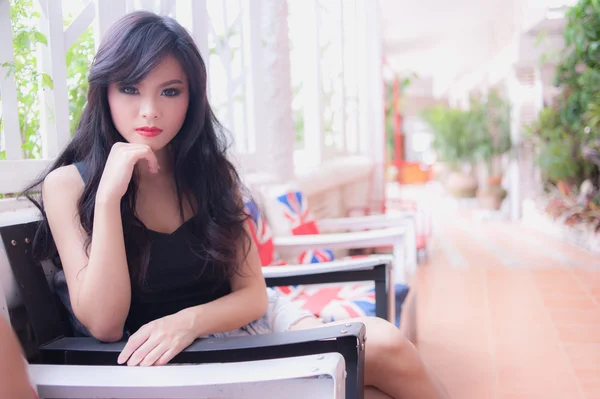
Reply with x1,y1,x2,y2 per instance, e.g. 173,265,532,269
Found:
422,106,479,197
473,91,513,210
523,0,600,240
531,0,600,193
525,102,589,192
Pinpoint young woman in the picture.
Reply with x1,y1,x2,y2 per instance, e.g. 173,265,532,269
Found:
25,11,447,399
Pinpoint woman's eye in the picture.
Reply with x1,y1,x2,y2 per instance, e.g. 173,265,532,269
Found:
120,87,138,95
162,88,180,97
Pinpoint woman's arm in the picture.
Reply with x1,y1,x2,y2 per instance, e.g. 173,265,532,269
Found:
186,228,269,336
43,166,131,342
44,145,159,342
118,224,269,366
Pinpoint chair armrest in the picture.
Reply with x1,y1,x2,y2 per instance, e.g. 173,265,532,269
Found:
30,353,346,399
317,213,414,232
40,322,365,365
272,227,406,251
317,213,419,274
263,257,395,322
40,323,366,399
262,255,393,279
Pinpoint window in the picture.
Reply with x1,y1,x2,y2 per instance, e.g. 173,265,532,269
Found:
288,0,366,166
206,0,251,153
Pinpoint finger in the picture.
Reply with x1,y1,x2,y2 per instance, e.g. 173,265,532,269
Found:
122,146,158,173
153,346,181,366
129,147,160,173
126,338,161,366
117,329,150,364
139,342,169,367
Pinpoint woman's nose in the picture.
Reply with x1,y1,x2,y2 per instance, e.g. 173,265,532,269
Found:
140,98,160,119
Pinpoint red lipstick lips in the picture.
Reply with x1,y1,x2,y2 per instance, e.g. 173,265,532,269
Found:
136,126,163,137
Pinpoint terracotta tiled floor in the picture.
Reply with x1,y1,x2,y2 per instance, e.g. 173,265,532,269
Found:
411,207,600,399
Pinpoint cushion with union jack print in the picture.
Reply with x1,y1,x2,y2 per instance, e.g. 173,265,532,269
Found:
243,190,409,325
291,282,409,326
264,188,335,264
244,198,276,266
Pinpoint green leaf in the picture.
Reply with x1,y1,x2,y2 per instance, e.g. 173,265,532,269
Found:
14,30,30,49
33,31,47,45
588,41,600,60
41,73,54,90
535,30,548,47
3,63,16,79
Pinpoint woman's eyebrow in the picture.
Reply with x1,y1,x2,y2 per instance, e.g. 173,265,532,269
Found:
159,79,184,87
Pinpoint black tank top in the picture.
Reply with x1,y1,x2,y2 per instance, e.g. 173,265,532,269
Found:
73,162,231,333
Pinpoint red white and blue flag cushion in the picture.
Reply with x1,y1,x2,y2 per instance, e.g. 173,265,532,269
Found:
292,282,409,327
274,191,335,264
276,191,318,234
244,198,276,266
244,190,408,325
292,283,375,320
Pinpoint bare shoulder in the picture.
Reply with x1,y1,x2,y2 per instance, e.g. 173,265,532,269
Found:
42,165,84,204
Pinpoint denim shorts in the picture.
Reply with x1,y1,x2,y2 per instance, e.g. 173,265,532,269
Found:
54,270,314,338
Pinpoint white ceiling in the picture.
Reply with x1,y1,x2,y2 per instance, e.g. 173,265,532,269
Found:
377,0,557,96
379,0,507,73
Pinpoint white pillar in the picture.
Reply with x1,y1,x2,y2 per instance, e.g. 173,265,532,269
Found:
94,0,127,52
37,0,71,158
242,0,264,156
0,0,21,160
507,65,522,220
159,0,176,16
300,0,323,166
356,0,385,211
259,0,295,182
355,0,370,156
189,0,210,96
136,0,160,12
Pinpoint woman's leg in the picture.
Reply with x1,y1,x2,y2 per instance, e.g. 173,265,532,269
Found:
365,386,394,399
290,316,449,399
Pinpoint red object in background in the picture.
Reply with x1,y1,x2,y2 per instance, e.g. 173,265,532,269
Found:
397,162,432,185
392,77,403,167
389,75,432,185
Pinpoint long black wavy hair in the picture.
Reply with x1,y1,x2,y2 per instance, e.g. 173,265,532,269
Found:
23,11,251,285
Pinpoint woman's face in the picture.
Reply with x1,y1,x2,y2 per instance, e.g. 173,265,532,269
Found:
107,55,189,152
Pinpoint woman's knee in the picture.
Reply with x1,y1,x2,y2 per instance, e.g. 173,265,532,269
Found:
361,317,449,399
362,317,409,353
361,317,425,374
